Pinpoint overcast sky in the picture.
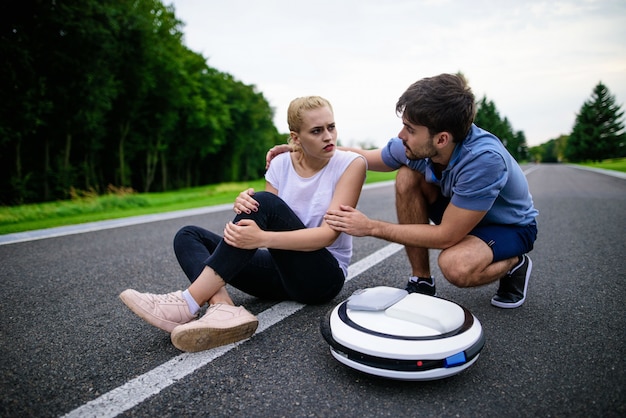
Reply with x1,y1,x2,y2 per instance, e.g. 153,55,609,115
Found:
169,0,626,147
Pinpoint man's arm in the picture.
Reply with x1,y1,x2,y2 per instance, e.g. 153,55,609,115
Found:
337,146,395,172
373,204,486,249
325,203,486,249
266,144,395,172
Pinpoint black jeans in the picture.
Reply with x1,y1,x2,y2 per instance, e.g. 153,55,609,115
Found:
173,192,345,304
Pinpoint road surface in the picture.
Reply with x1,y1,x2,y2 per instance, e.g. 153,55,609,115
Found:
1,164,624,417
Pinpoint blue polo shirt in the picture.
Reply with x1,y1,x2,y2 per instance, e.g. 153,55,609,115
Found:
381,124,538,226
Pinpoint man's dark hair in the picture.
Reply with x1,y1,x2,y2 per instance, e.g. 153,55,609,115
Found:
396,73,476,143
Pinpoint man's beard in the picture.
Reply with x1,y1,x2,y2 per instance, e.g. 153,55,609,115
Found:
404,142,436,161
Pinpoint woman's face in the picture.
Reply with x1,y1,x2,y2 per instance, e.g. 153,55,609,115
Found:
291,106,337,160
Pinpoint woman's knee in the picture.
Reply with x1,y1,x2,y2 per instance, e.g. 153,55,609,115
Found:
239,191,282,216
173,225,209,252
250,191,282,207
174,225,198,245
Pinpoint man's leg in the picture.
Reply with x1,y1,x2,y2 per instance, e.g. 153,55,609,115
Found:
395,166,441,278
439,221,536,307
438,235,519,287
438,235,532,308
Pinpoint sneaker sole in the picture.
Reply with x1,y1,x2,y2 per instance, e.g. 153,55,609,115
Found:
490,256,533,309
171,320,259,352
119,291,180,333
490,296,525,309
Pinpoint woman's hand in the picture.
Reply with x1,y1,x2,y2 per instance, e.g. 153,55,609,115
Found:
223,219,266,249
234,188,259,214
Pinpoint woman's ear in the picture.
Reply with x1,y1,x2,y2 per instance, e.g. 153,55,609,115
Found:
289,131,299,145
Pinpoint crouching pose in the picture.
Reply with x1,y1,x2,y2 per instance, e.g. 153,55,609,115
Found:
120,96,367,352
267,74,539,309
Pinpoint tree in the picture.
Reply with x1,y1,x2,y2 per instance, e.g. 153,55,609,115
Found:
565,82,625,162
474,96,528,161
0,0,282,204
530,139,557,163
106,0,165,188
1,0,120,201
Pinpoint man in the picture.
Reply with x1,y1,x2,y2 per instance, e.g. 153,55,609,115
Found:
268,73,538,308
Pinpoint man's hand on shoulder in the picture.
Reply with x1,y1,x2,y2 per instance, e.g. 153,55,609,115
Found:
265,144,291,169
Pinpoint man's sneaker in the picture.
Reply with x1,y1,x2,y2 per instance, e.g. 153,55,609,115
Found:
170,304,258,352
119,289,196,332
491,255,533,309
405,276,436,296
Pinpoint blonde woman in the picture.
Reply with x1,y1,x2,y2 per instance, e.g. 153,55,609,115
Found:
120,96,367,352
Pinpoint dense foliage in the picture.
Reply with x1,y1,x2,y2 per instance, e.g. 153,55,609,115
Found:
3,2,622,206
0,0,282,205
530,82,625,163
565,82,625,162
474,96,529,161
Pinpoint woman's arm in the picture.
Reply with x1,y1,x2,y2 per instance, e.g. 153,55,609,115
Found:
225,157,367,251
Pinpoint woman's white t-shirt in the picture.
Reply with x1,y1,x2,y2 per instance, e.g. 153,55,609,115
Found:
265,150,365,276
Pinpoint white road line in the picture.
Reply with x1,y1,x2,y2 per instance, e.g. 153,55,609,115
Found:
3,166,621,247
0,205,233,246
522,165,540,176
567,164,626,179
62,243,404,418
43,169,550,415
0,181,394,246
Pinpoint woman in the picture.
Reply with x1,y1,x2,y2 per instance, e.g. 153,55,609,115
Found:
120,96,367,352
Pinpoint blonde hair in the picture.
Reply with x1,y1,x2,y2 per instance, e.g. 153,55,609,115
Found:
287,96,333,152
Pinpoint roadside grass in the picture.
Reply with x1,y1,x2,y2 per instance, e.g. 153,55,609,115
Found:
0,171,397,235
5,158,621,236
577,157,626,173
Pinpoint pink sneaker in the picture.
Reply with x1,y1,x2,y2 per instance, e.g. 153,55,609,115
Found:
170,304,258,352
119,289,196,333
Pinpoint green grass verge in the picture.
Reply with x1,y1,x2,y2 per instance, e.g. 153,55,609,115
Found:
576,157,626,173
0,171,397,235
4,158,623,236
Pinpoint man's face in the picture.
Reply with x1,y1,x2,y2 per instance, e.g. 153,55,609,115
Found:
398,119,437,160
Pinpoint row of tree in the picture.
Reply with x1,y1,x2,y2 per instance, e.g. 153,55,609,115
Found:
1,0,282,205
2,1,623,206
530,82,625,163
474,96,529,161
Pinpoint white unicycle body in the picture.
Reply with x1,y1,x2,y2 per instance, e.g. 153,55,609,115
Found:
320,286,485,380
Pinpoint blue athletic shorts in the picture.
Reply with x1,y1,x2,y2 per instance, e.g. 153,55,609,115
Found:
428,194,537,262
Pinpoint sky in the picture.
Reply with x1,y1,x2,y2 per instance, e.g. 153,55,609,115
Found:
169,0,626,148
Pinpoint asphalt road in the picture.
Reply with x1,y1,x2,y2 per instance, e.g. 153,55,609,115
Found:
1,164,624,418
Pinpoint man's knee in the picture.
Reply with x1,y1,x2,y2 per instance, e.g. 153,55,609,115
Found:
439,264,473,288
395,166,440,203
438,247,479,288
395,166,423,195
